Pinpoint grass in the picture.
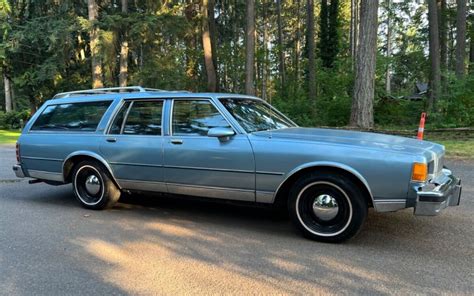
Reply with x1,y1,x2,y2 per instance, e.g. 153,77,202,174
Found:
0,130,21,144
433,139,474,160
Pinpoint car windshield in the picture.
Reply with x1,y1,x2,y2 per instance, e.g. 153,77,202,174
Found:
219,98,296,133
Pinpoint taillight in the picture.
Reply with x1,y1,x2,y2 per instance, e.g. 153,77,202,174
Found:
16,142,20,163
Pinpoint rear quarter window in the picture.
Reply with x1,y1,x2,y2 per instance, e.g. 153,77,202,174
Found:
30,101,112,132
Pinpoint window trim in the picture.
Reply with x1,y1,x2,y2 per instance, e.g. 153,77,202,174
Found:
218,97,298,133
169,98,236,137
28,100,113,134
106,98,165,137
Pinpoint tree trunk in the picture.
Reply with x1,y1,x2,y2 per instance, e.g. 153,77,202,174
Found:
470,19,474,73
438,0,447,76
427,0,441,111
295,0,301,83
350,0,359,64
3,73,12,112
262,0,268,101
119,0,129,87
208,0,218,89
385,0,391,95
350,0,378,129
202,0,217,92
455,0,467,78
276,0,286,90
449,19,455,70
245,0,256,95
88,0,103,89
307,0,316,102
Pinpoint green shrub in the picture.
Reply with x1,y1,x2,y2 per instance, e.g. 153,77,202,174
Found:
0,110,30,129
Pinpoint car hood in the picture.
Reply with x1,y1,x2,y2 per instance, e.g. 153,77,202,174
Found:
252,127,444,157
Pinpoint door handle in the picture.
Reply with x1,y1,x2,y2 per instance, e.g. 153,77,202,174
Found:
170,139,183,145
106,137,117,143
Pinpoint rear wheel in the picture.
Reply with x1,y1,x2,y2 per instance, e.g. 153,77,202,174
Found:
72,160,120,210
288,172,368,243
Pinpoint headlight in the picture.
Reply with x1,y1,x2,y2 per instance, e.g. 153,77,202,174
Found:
412,163,428,182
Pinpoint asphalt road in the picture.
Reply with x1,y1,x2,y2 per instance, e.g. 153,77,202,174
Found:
0,144,473,295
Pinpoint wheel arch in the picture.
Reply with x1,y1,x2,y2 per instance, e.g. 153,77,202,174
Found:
273,162,374,209
62,151,121,189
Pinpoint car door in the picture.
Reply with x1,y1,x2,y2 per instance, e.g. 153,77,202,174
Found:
99,99,166,192
163,98,255,201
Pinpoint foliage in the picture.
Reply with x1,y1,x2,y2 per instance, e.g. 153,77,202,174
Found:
429,74,474,127
0,110,29,129
274,58,353,127
0,0,473,129
318,0,340,68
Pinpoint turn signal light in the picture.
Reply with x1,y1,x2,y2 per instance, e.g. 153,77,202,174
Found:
412,163,428,182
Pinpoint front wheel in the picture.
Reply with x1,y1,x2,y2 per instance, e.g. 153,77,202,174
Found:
72,160,120,210
288,172,368,243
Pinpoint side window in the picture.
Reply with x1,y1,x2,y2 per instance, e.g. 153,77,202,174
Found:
172,100,230,136
109,101,131,134
31,101,112,132
122,101,163,136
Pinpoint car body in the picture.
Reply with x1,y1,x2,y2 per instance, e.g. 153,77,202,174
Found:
12,86,462,242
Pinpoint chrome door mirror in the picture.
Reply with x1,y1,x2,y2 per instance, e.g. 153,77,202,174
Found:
207,127,235,139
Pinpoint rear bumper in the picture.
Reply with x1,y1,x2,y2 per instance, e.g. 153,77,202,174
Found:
13,164,25,178
414,169,462,216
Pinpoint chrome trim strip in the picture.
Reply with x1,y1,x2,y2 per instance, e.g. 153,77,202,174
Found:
256,171,284,176
169,98,239,136
28,170,64,182
256,190,275,203
215,96,299,131
373,199,407,212
117,179,167,192
120,100,134,134
110,162,164,168
105,99,165,135
165,165,253,174
21,156,63,162
166,182,254,201
166,182,254,192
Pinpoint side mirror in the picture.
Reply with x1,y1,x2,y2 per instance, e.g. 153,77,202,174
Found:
207,127,235,139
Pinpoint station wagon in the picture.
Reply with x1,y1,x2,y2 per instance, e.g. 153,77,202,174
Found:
12,86,462,242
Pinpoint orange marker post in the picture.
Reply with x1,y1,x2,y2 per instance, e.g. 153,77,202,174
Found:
417,112,426,140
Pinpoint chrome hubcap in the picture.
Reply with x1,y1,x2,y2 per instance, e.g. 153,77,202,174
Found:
85,175,101,196
312,194,339,221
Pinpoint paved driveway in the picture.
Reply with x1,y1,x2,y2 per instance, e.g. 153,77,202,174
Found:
0,144,472,295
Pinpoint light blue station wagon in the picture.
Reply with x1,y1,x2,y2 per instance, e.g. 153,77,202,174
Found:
12,86,462,242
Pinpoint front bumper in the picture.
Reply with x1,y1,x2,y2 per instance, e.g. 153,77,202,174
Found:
12,164,25,178
414,168,462,216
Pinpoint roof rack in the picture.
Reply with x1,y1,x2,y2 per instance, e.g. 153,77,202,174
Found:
52,86,187,99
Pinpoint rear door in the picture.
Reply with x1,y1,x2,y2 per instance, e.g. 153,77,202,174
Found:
99,99,166,192
163,98,255,201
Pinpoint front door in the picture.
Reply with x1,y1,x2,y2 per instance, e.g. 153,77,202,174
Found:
100,99,166,192
163,98,255,201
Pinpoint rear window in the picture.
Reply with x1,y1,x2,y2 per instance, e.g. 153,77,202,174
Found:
31,101,112,132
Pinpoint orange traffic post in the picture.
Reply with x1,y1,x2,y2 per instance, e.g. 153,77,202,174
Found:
417,112,426,140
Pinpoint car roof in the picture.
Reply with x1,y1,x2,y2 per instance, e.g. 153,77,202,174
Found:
47,91,262,105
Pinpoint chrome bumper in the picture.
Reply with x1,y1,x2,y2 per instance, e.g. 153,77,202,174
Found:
414,169,462,216
12,164,25,178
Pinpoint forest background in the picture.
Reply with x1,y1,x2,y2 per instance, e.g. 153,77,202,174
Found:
0,0,473,130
